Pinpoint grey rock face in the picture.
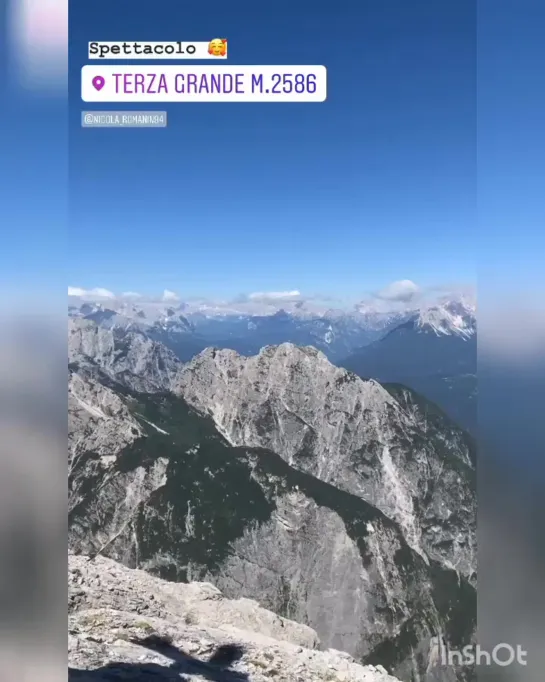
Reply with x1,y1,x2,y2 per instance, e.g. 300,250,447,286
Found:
208,491,442,663
69,370,144,460
68,554,402,681
69,318,182,393
177,344,476,578
68,328,476,681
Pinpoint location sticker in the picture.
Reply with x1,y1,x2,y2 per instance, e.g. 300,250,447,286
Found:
92,76,105,91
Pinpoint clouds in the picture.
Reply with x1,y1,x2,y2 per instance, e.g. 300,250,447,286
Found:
68,287,181,304
67,281,475,318
68,286,114,299
354,279,422,314
355,280,476,315
375,280,421,303
162,289,180,302
66,285,316,316
247,290,301,304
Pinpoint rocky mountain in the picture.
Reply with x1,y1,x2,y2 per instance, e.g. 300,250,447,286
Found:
69,302,206,362
69,299,194,331
69,554,402,681
177,345,476,576
341,300,477,434
68,322,476,681
68,318,183,393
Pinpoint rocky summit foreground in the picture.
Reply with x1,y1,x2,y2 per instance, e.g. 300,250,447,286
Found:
69,554,402,682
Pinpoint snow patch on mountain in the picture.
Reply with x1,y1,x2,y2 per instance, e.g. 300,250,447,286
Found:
415,299,476,338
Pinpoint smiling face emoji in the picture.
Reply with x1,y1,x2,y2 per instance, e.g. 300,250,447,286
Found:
208,39,227,56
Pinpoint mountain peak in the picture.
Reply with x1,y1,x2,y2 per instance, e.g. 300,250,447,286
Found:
179,336,474,573
196,341,342,367
414,299,476,338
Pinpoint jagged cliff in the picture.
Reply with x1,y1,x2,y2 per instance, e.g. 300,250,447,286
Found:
68,321,476,681
69,317,182,393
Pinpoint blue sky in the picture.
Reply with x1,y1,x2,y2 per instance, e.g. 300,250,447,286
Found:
67,0,476,301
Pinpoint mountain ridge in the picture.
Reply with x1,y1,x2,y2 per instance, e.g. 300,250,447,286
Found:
177,343,476,578
68,296,420,362
68,321,476,681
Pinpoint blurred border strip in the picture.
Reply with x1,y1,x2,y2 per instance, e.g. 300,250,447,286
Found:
8,0,67,91
0,1,67,681
477,1,545,680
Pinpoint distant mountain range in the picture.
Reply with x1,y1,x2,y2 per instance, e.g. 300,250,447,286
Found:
68,296,411,362
341,300,477,433
68,294,477,433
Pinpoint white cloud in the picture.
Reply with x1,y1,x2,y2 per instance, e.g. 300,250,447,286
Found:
162,289,179,302
248,290,301,303
121,291,142,298
375,280,421,303
67,287,85,297
68,286,115,299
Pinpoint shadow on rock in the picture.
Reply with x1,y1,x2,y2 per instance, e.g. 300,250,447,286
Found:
69,634,251,681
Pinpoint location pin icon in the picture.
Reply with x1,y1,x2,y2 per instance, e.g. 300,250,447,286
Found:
92,76,105,91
